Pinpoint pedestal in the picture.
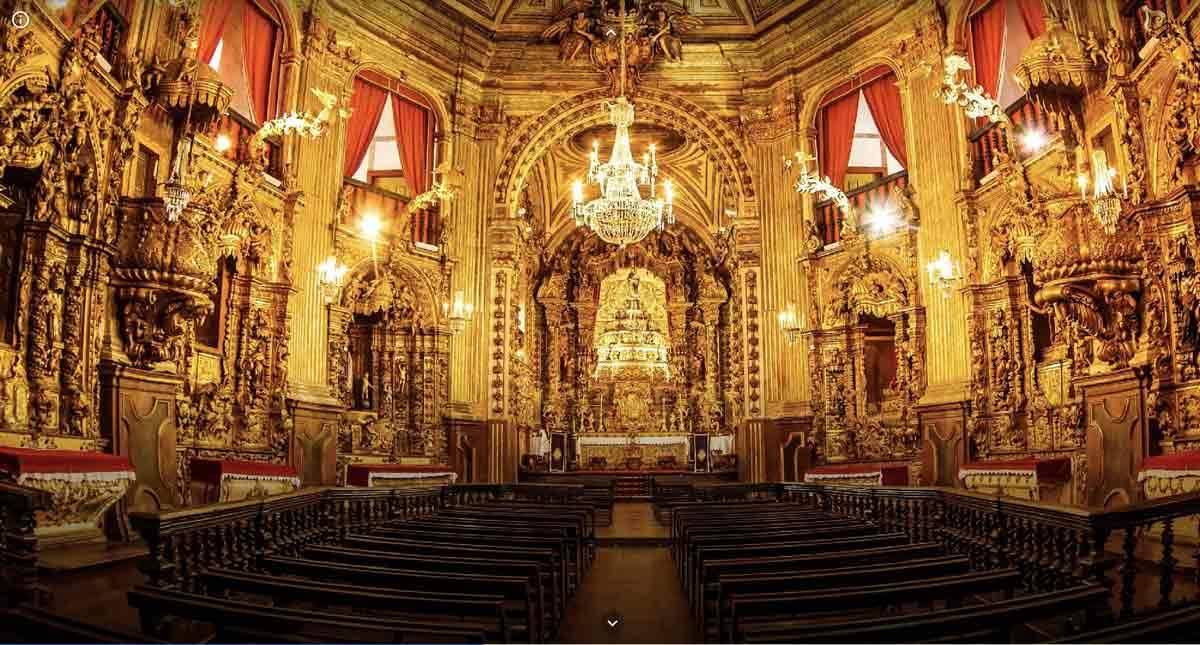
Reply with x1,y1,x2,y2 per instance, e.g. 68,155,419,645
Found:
99,363,183,513
290,395,343,486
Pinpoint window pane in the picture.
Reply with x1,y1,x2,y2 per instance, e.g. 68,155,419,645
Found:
370,139,402,171
209,38,223,71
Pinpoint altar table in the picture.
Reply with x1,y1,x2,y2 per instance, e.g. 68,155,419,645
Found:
576,435,689,467
190,458,300,504
345,463,458,488
1138,450,1200,541
958,457,1071,501
0,448,135,543
804,462,909,486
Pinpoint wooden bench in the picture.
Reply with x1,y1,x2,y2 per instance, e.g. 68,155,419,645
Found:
739,584,1110,643
128,586,489,644
0,606,163,644
705,556,971,637
198,567,515,642
261,555,542,642
729,568,1023,642
1050,604,1200,643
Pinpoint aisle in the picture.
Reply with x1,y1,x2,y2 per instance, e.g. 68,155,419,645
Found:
557,503,698,643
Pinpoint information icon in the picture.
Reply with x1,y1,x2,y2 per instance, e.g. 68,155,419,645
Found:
11,10,29,29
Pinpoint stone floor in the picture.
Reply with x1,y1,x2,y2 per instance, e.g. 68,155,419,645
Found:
558,503,697,643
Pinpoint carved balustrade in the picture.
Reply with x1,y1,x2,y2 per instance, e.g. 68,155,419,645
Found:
814,170,910,246
968,97,1057,181
780,482,1200,618
0,481,51,609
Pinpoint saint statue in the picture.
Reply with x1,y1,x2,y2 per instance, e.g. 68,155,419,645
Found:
357,373,374,410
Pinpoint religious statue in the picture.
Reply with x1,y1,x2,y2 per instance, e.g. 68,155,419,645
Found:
642,4,701,62
357,373,373,410
542,3,598,62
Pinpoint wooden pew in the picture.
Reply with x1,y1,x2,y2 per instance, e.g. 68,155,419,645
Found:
739,585,1110,643
302,544,561,628
728,568,1023,642
410,510,592,569
705,556,971,637
691,538,937,616
261,555,542,642
0,606,163,644
128,586,489,644
198,567,514,642
1050,605,1200,643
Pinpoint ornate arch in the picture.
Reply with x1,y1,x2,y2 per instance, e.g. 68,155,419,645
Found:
494,88,755,216
823,252,912,327
798,58,907,135
337,254,442,325
339,63,451,136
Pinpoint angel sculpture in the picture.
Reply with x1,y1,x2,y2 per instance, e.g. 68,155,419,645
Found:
541,1,599,63
642,3,702,62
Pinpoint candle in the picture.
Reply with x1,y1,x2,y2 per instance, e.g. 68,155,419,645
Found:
664,179,674,205
572,179,583,205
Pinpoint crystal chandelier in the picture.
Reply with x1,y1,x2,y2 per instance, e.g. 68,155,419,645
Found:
1076,149,1126,235
442,290,474,335
570,0,673,247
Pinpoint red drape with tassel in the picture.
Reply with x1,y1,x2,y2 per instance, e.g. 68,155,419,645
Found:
393,97,433,243
342,78,389,177
969,0,1007,99
861,71,907,169
199,0,237,66
1016,0,1047,38
241,0,278,123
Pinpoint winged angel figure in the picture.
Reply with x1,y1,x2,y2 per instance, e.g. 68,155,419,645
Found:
541,1,599,63
642,1,702,62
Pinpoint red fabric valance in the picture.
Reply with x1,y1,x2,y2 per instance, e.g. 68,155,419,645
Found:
190,458,298,484
818,64,894,108
0,448,133,475
861,71,907,168
818,89,860,189
959,457,1072,482
342,77,389,177
1016,0,1047,38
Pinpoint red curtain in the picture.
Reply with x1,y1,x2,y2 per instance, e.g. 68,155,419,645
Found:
1016,0,1047,38
393,97,433,242
970,0,1007,99
241,0,278,123
199,0,237,66
861,72,907,169
818,90,860,189
342,78,389,177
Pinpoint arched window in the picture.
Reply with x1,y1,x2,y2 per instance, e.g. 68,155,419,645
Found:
813,65,908,244
967,0,1046,109
200,0,284,125
342,71,440,247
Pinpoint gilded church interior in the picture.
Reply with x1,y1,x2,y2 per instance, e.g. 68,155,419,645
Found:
5,0,1200,642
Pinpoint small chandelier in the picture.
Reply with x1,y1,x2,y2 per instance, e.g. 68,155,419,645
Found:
1076,149,1126,235
926,249,963,297
570,0,672,247
777,302,802,345
317,255,349,304
161,138,192,222
443,289,474,335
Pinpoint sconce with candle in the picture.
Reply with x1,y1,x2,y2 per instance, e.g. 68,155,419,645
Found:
926,249,963,298
777,302,803,345
1075,149,1126,235
443,290,475,335
317,256,349,304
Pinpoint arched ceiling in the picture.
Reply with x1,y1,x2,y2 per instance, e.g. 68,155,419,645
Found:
435,0,840,39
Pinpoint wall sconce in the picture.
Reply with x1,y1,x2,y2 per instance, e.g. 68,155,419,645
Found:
443,289,474,335
777,302,803,346
317,256,349,304
1076,149,1126,235
926,249,963,297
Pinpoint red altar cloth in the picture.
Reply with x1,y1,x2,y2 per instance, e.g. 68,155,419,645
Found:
190,458,298,485
805,462,910,486
1138,450,1200,481
346,463,457,487
571,469,694,475
958,457,1071,483
0,448,133,476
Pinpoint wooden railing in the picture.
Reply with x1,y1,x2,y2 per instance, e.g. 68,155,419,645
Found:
341,178,441,247
0,481,51,609
780,482,1200,619
84,3,126,65
209,112,283,180
968,96,1058,181
815,170,909,246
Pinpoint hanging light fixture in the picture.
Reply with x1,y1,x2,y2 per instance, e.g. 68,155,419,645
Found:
570,0,673,247
926,249,963,298
159,28,205,222
1076,149,1126,235
317,256,349,304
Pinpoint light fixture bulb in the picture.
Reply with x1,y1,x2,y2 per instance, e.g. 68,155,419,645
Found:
359,211,384,241
1019,128,1046,153
214,134,232,153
